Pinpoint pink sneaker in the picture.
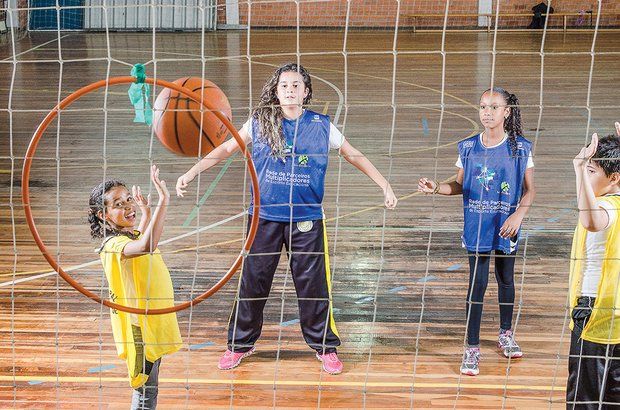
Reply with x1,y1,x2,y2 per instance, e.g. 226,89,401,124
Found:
316,352,343,375
217,346,255,370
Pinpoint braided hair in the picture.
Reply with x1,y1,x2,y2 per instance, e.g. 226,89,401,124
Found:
88,179,138,240
483,87,523,158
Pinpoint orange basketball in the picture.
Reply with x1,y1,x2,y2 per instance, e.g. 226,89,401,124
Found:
152,77,232,157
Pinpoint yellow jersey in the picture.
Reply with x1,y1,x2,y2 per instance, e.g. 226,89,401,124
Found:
99,234,182,387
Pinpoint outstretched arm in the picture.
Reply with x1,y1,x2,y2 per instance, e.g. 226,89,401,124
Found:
418,168,464,196
176,127,251,197
339,140,397,209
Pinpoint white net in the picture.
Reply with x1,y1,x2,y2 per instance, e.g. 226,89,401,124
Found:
1,0,619,408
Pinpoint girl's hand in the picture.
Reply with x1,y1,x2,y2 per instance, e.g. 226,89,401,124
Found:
573,133,598,169
176,171,196,198
384,185,397,209
615,121,620,137
151,165,170,203
417,177,437,194
132,184,150,211
499,213,523,239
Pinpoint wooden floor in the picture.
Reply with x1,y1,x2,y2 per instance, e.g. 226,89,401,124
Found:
1,30,619,409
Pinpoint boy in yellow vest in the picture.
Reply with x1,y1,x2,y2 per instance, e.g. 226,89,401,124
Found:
567,126,620,408
89,165,182,409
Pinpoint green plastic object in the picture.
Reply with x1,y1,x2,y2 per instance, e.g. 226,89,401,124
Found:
128,64,152,125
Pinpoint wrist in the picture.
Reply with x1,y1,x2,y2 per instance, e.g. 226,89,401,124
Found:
432,181,440,195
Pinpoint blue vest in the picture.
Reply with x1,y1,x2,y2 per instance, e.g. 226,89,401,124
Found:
458,134,532,253
248,110,330,222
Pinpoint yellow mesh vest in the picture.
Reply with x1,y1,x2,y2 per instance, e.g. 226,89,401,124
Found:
569,195,620,344
100,235,182,388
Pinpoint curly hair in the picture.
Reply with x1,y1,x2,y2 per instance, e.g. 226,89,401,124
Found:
252,62,313,157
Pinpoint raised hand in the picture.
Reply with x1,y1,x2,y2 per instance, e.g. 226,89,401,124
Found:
132,184,150,211
151,165,170,203
574,133,599,169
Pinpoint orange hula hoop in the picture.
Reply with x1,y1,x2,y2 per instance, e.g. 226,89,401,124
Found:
21,76,260,315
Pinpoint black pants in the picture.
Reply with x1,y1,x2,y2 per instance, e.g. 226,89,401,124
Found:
131,325,160,410
566,297,620,409
227,218,340,354
465,250,516,346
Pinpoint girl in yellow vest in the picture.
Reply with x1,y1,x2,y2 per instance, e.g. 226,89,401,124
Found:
567,127,620,408
88,165,182,409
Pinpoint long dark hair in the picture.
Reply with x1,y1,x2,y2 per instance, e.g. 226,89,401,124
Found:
483,87,523,157
252,62,313,157
88,179,137,240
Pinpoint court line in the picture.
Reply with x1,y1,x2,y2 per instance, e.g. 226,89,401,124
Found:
1,33,72,61
0,374,565,392
182,157,235,227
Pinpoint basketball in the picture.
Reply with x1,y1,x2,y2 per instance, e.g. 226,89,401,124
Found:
152,77,232,157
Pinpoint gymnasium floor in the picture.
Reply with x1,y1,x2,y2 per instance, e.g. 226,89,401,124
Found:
1,29,619,408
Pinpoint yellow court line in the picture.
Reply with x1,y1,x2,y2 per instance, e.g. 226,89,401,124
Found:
0,375,565,392
322,101,330,115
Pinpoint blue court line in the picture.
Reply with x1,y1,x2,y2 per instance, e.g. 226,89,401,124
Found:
28,380,43,385
421,117,430,136
447,264,462,271
355,296,374,304
417,275,438,283
532,225,546,231
189,341,215,351
547,217,560,223
388,285,407,293
332,308,342,314
182,156,235,227
87,364,116,373
280,318,300,327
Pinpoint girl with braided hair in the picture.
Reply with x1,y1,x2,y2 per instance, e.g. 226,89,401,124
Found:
88,165,181,409
418,88,536,376
176,62,397,374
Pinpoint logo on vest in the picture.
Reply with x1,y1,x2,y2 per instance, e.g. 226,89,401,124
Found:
297,221,313,232
312,114,321,122
298,155,309,166
500,181,510,195
476,166,495,191
463,140,475,148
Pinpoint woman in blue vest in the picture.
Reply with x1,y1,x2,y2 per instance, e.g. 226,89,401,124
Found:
176,63,397,375
418,88,536,376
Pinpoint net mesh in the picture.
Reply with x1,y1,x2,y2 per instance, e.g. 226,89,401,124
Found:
1,0,618,408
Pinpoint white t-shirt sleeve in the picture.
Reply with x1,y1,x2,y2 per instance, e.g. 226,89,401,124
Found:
329,123,345,150
527,151,534,169
241,119,252,140
599,200,618,230
455,156,463,168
